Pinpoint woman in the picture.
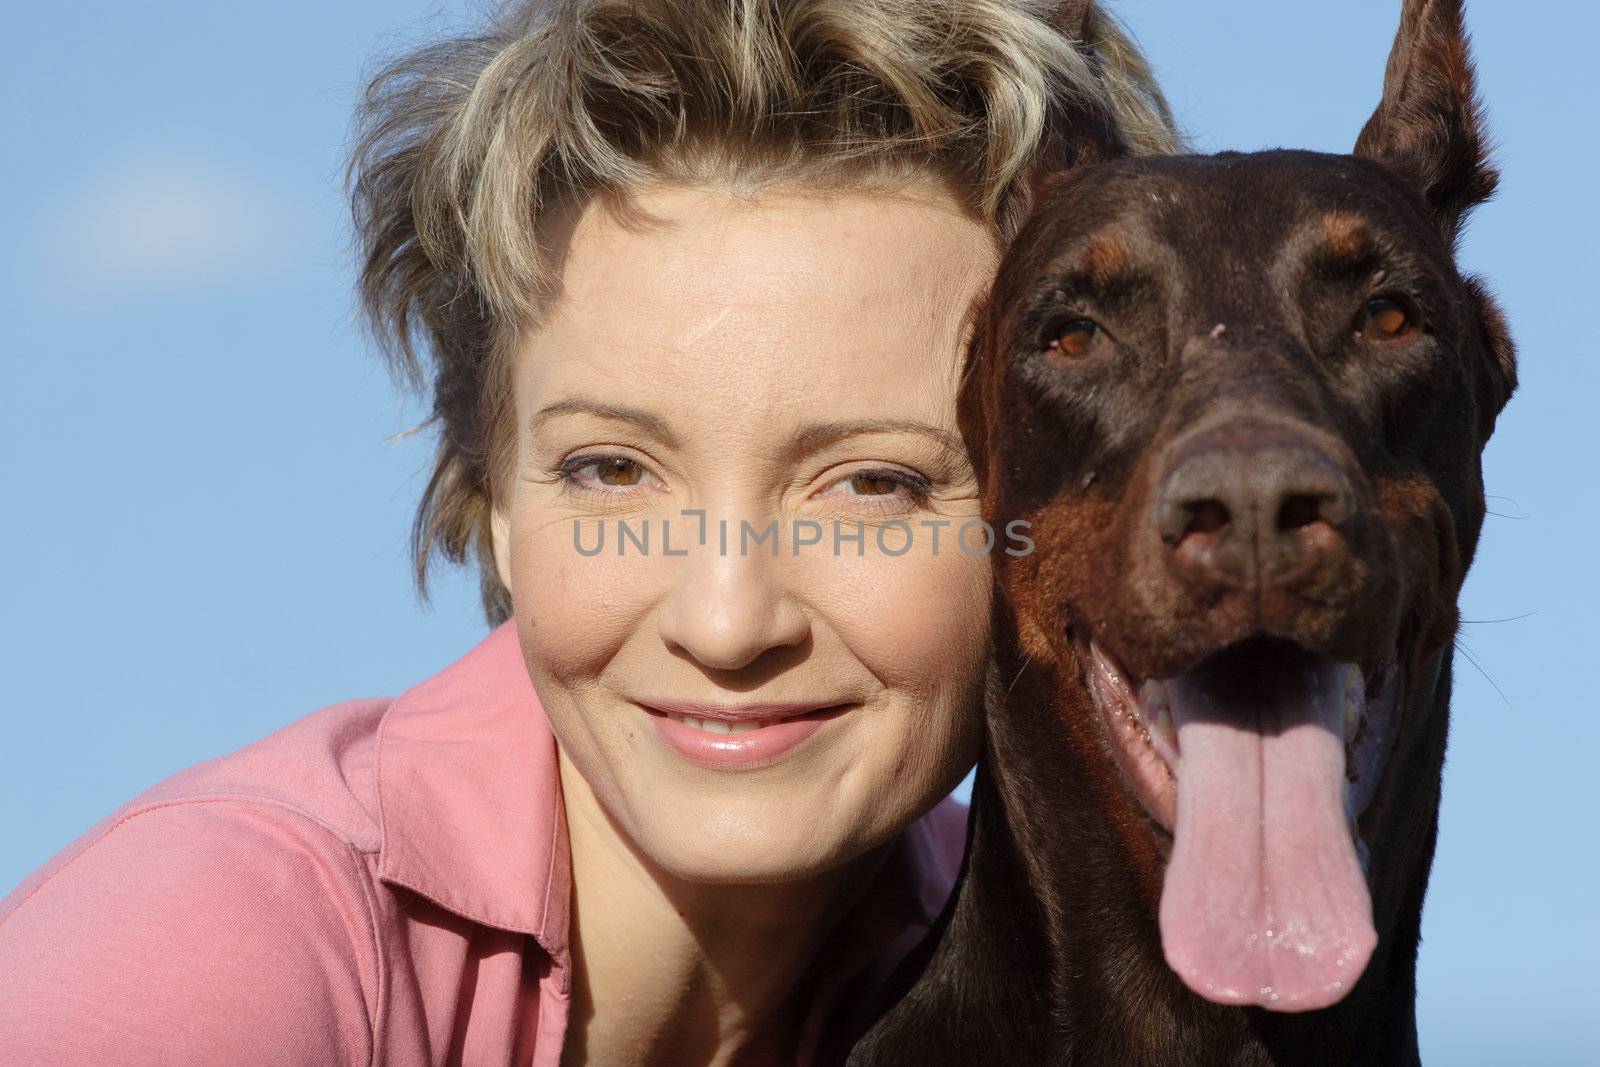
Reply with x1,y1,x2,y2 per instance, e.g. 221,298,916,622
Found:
0,1,1176,1063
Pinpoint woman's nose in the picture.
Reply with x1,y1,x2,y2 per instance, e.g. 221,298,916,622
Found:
655,542,811,672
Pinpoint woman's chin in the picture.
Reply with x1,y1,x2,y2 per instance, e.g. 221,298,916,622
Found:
623,792,876,886
653,841,842,886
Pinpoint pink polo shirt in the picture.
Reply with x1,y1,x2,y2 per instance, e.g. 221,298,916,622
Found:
0,620,968,1065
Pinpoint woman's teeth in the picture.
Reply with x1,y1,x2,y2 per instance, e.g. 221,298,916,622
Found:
667,713,777,734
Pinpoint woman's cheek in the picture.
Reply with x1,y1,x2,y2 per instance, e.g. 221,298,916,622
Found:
508,509,659,686
802,542,991,694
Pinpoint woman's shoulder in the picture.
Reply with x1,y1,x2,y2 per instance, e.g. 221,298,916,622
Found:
0,688,410,1056
114,694,394,859
0,621,548,1063
4,690,396,913
85,621,527,865
0,784,381,1063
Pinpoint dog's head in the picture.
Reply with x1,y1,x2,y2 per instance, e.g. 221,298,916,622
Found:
966,0,1515,1012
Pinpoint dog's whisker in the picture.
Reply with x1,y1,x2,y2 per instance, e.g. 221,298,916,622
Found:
1004,654,1032,699
1453,637,1513,711
1459,611,1535,625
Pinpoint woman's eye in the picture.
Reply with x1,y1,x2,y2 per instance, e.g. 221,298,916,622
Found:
821,468,932,506
560,455,660,492
1355,295,1418,342
1046,318,1102,360
849,472,902,496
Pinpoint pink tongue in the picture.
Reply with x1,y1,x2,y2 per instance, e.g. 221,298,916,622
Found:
1158,659,1375,1012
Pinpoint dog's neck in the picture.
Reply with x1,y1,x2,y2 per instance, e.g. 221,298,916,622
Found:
966,631,1450,1065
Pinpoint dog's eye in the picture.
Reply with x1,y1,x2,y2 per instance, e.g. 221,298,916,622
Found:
1047,319,1102,360
1356,296,1416,342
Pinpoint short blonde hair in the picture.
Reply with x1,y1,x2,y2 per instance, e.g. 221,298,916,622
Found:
345,0,1179,624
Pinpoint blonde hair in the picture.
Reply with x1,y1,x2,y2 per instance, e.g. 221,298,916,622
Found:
345,0,1179,624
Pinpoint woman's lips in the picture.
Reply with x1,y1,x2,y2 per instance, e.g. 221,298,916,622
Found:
638,700,853,769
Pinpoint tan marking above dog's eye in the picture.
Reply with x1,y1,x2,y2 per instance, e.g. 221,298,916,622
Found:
1049,319,1101,359
1356,296,1416,342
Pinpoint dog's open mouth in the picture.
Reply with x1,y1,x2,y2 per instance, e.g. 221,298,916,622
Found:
1081,634,1402,1012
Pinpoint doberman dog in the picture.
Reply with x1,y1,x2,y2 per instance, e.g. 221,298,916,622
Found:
842,1,1515,1064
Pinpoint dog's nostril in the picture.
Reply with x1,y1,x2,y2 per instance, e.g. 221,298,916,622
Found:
1277,494,1326,532
1158,492,1233,548
1156,427,1358,589
1184,499,1231,537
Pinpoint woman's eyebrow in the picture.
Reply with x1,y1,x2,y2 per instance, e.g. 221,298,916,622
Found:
530,405,960,457
529,397,680,447
789,418,963,455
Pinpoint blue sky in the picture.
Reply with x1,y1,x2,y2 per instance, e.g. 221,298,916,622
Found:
2,2,1593,1060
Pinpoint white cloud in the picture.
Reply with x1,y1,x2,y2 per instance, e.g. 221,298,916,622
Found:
41,147,300,294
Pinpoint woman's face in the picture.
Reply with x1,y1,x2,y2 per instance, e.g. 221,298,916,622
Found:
491,177,998,883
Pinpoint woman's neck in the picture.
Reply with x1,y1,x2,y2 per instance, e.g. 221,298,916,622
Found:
555,750,889,1067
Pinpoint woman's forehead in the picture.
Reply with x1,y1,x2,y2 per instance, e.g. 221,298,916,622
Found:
517,180,998,417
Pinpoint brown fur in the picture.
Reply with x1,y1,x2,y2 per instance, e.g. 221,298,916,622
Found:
1081,234,1134,283
1321,211,1377,264
840,2,1514,1064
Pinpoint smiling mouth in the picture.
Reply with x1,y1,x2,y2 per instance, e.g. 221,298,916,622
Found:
637,700,856,770
1080,634,1403,1012
662,713,773,734
648,704,852,733
639,701,854,731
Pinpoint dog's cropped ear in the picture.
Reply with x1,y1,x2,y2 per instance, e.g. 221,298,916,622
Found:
1354,0,1497,247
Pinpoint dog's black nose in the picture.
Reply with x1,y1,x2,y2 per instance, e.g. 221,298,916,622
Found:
1155,419,1356,591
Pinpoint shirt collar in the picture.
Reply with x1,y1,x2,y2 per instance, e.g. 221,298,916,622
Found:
375,619,571,961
